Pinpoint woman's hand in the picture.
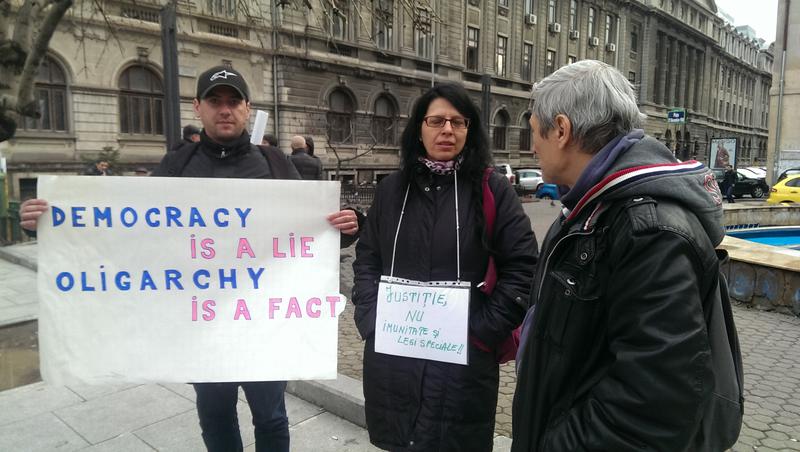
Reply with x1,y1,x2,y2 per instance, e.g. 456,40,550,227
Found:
19,199,49,231
327,209,359,236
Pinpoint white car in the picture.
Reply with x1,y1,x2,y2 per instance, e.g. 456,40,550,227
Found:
494,164,516,184
515,168,544,192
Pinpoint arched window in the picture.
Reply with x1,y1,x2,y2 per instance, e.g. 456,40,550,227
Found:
372,95,397,145
327,89,355,144
519,112,532,151
493,110,509,150
22,56,68,132
119,65,164,135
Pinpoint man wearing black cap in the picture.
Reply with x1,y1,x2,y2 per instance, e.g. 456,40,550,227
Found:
149,65,361,452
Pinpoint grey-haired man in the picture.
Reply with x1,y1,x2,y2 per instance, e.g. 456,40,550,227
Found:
512,60,739,451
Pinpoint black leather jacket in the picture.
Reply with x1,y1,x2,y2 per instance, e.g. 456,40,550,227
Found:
512,137,726,452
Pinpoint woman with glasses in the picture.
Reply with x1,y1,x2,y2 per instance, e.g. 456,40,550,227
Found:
352,83,538,451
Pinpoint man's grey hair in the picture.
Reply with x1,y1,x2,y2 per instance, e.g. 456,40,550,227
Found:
530,60,646,153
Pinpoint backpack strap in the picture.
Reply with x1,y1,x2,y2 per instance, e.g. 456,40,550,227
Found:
480,167,497,294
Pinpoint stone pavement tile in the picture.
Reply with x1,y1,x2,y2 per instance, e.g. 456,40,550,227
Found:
83,433,155,451
0,297,14,308
0,411,89,451
66,382,141,401
287,411,379,452
54,384,194,444
493,435,512,452
0,382,83,426
132,410,205,452
160,382,196,402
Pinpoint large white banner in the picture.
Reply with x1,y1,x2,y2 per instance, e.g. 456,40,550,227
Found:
37,175,344,385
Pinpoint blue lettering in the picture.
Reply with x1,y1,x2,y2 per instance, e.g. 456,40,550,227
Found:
93,207,112,227
188,208,207,227
234,208,252,227
247,267,265,289
115,272,131,291
219,269,237,289
80,272,95,291
145,208,161,227
120,207,138,227
56,272,74,291
52,206,65,226
165,206,183,227
193,270,210,289
165,269,184,290
71,207,86,227
140,271,157,290
214,208,229,227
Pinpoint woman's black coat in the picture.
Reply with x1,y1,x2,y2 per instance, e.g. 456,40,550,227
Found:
352,167,538,451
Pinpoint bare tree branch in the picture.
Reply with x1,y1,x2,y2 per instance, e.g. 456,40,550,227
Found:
18,0,73,106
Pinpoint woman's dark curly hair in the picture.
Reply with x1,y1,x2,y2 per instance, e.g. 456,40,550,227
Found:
400,83,492,181
399,82,495,251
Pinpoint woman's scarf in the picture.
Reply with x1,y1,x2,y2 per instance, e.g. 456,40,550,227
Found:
417,154,464,175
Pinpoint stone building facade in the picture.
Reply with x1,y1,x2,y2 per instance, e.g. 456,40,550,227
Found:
1,0,772,199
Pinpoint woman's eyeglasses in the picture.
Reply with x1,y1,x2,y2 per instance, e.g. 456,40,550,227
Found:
423,116,470,129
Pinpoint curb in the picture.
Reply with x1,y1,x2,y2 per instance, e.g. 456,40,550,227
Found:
0,244,38,272
287,374,367,428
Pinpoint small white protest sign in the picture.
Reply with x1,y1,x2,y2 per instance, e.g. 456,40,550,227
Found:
374,276,470,365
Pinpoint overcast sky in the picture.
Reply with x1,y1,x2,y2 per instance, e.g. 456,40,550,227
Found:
715,0,780,43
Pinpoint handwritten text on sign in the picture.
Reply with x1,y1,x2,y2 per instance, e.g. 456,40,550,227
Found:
374,276,470,365
37,175,343,385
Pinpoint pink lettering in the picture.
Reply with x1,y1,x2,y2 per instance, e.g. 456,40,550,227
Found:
300,237,314,257
286,297,302,318
234,299,251,320
326,296,340,317
202,300,216,321
306,297,321,318
236,237,256,259
191,296,198,321
190,235,197,259
269,298,282,319
201,238,216,259
272,238,286,258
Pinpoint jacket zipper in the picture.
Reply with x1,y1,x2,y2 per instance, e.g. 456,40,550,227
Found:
535,230,593,303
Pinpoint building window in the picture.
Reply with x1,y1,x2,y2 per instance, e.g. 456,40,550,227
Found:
493,110,509,150
207,0,235,18
467,27,480,71
546,49,556,74
567,55,577,65
330,0,349,40
524,0,534,15
496,35,508,77
522,43,534,81
519,112,532,151
327,89,354,144
630,24,639,53
119,65,164,135
548,0,558,23
21,56,68,132
415,9,432,59
588,7,596,37
605,14,616,43
569,0,578,31
499,0,509,7
374,0,393,49
372,95,397,145
628,71,636,83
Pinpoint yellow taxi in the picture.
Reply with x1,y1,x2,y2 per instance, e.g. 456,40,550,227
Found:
767,174,800,204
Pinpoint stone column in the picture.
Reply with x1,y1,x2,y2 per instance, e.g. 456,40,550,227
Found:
655,33,667,104
667,38,677,106
686,47,695,111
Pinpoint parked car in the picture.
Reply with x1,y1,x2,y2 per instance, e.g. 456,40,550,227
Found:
712,168,769,198
777,167,800,182
767,174,800,204
494,163,515,184
743,166,767,178
514,168,544,194
535,183,560,200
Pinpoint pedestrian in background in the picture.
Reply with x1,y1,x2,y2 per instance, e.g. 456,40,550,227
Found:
171,124,201,151
722,164,737,203
19,65,361,452
352,83,538,451
512,60,737,451
83,160,112,176
290,135,323,180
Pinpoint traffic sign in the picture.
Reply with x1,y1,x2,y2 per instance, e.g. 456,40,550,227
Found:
667,109,686,123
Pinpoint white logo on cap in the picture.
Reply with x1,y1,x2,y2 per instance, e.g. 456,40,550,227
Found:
210,70,238,81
